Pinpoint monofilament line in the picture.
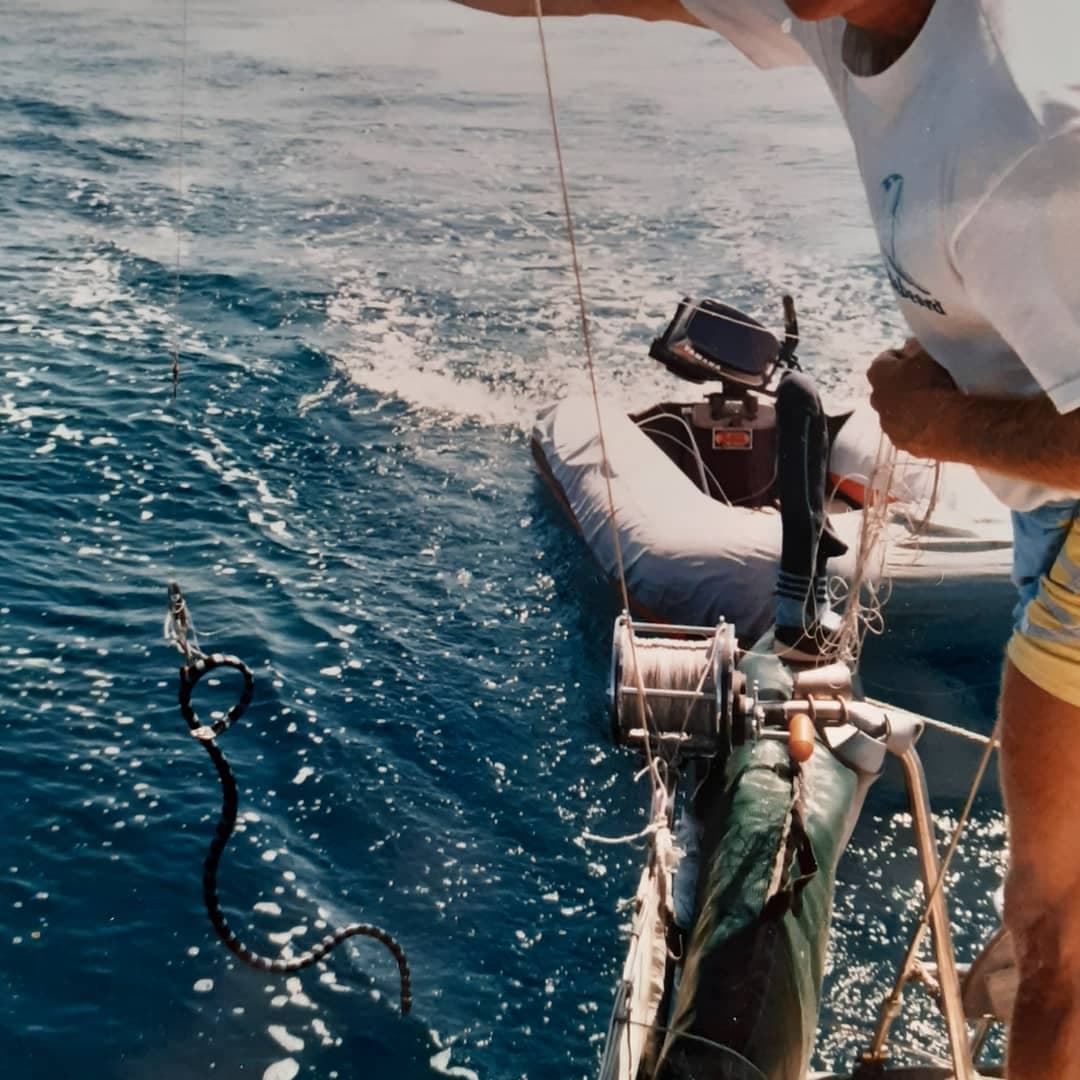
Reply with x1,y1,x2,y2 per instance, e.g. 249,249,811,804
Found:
530,0,660,780
171,0,188,401
529,1,631,615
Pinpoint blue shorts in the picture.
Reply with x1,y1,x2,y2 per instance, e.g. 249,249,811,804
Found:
1009,498,1080,706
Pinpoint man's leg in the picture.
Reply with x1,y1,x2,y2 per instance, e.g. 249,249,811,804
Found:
1002,501,1080,1078
1001,661,1080,1079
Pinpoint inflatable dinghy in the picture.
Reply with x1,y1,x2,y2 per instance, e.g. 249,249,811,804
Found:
532,295,1012,640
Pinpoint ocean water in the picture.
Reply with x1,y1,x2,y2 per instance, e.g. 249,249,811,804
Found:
1,2,1011,1078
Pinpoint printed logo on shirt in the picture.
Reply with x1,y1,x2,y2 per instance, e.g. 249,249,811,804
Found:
880,174,947,316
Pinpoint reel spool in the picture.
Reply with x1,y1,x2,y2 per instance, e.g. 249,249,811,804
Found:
608,616,740,755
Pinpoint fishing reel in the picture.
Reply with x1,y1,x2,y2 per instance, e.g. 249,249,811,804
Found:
609,615,898,767
608,616,746,757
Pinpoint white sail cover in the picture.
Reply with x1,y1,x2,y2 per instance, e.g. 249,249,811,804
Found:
533,396,1013,639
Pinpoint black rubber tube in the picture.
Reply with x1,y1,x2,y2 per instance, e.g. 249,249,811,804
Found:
178,653,412,1014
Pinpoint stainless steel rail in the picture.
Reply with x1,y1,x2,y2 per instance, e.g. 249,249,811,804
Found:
861,745,976,1080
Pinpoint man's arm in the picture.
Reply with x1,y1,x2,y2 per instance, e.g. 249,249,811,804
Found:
933,393,1080,490
868,344,1080,490
449,0,704,24
451,0,811,68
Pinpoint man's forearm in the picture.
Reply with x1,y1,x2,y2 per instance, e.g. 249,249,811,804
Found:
602,0,702,20
450,0,703,23
936,391,1080,490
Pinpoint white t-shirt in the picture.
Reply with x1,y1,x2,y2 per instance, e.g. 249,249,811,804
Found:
679,0,1080,510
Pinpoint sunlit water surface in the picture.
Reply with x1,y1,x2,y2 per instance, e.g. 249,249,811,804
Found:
0,2,1009,1077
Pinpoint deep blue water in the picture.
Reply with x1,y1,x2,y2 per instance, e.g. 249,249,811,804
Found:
1,2,1011,1077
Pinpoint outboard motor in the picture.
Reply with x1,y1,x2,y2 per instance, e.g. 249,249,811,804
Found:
636,296,801,507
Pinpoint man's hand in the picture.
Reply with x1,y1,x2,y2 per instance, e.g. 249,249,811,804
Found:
869,339,1080,487
867,338,960,460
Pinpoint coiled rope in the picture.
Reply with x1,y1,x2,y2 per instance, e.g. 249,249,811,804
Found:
165,583,412,1013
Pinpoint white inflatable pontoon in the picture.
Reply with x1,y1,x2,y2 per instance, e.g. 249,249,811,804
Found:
533,388,1012,640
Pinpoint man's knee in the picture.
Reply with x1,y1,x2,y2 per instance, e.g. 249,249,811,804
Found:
1005,865,1080,975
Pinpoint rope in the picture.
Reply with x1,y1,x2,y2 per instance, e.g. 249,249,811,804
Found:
583,770,670,847
825,435,898,666
165,583,412,1014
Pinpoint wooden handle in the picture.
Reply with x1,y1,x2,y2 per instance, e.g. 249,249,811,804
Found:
788,713,815,763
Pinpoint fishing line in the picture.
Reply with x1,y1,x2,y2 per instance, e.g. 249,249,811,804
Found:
824,436,899,666
170,0,187,401
615,630,728,743
829,445,944,668
530,0,627,612
798,430,943,670
530,0,665,801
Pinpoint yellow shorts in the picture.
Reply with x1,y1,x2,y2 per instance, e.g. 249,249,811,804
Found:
1008,503,1080,707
